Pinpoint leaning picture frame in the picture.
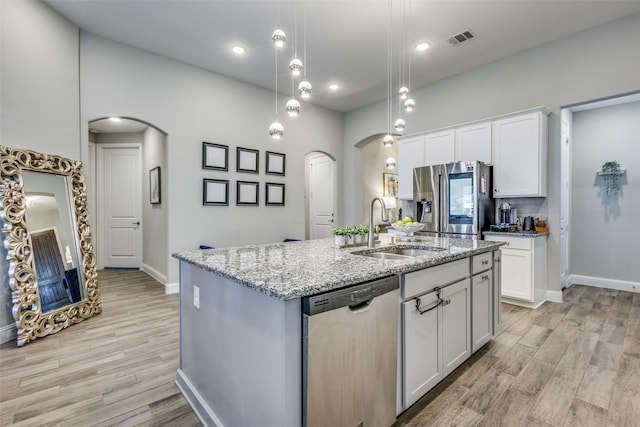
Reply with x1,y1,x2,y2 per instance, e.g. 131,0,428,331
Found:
236,181,259,206
265,182,285,206
266,151,286,176
202,142,228,171
236,147,259,174
203,178,229,206
150,166,161,204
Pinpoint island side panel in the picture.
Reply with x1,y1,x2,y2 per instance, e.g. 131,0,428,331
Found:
177,261,302,427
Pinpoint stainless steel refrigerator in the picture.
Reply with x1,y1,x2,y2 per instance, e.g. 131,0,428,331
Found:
413,161,494,239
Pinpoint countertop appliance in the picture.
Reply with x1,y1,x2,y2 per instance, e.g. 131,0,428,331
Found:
302,275,399,427
522,216,536,232
413,161,494,239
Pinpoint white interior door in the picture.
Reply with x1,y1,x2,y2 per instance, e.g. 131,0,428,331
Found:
98,145,142,268
309,153,335,239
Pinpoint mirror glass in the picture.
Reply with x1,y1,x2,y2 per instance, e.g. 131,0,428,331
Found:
23,171,86,313
0,145,101,346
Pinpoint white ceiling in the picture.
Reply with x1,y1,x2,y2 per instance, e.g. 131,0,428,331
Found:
47,0,640,114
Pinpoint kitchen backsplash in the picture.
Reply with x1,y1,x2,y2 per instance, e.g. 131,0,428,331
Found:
400,197,548,224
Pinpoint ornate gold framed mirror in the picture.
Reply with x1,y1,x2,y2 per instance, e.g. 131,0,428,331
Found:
0,145,101,346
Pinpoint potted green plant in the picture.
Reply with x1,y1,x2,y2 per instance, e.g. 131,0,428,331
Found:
600,160,622,196
332,227,347,247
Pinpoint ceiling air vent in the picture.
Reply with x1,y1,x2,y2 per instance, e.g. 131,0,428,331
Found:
448,30,475,45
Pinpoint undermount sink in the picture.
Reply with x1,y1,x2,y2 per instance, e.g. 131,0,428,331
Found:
354,246,446,260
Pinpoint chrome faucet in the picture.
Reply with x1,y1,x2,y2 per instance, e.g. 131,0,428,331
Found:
368,197,389,248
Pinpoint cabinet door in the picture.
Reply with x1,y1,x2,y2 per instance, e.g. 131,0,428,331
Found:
441,278,471,376
500,248,533,301
425,129,455,166
398,136,425,199
472,271,493,353
492,250,502,335
402,291,442,408
455,121,492,164
492,112,546,197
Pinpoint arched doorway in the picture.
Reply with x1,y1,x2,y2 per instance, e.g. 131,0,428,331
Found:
88,117,169,287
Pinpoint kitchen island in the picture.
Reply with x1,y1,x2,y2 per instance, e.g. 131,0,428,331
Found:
173,236,503,427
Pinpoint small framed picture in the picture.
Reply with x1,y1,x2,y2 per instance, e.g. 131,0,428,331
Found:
237,147,259,174
265,182,285,206
236,181,259,206
150,166,161,204
266,151,286,176
202,142,228,171
203,178,229,206
383,172,398,197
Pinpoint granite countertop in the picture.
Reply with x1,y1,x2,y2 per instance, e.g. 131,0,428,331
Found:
484,231,549,238
173,236,503,301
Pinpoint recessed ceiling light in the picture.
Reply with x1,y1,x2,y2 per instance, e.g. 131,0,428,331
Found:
109,117,122,123
415,42,430,51
328,83,340,91
231,45,246,55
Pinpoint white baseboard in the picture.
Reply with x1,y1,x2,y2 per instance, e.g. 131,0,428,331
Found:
165,282,179,295
571,274,639,293
546,290,563,303
176,369,224,427
140,263,178,295
141,263,167,284
0,323,16,344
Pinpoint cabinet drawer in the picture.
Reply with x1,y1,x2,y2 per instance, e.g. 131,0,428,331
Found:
403,259,469,299
487,235,532,251
472,252,492,274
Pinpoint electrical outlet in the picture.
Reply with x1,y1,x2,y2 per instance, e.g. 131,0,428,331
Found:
194,285,200,309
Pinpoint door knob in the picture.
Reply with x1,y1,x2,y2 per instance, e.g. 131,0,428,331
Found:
133,221,140,226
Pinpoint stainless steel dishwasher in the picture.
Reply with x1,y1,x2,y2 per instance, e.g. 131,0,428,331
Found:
302,275,399,427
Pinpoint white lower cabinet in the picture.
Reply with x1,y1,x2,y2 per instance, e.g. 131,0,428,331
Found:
492,250,502,334
485,234,547,308
441,279,471,375
471,271,492,353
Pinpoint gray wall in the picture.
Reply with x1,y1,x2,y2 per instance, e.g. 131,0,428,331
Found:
1,0,80,341
79,33,344,285
343,12,640,294
571,101,640,283
142,126,168,282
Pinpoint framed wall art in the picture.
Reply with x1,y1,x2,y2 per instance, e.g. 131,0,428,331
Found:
265,182,285,206
236,147,259,174
202,142,228,171
203,178,229,206
266,151,286,176
150,166,161,204
383,172,398,197
236,181,259,206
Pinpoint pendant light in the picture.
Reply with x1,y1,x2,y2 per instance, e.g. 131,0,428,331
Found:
386,157,397,169
382,0,394,149
298,6,312,99
269,9,284,139
402,0,415,113
287,8,301,118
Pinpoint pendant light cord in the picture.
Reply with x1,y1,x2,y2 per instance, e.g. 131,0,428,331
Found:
387,0,392,135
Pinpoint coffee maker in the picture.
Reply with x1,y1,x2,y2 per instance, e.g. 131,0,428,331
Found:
491,202,518,232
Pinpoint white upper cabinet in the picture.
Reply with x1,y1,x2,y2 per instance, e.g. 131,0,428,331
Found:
492,110,548,197
455,121,492,164
398,136,425,199
424,129,455,166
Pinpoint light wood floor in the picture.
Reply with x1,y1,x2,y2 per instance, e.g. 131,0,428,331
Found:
1,271,638,426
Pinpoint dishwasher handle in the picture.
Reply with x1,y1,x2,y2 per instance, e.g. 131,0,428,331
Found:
349,298,373,313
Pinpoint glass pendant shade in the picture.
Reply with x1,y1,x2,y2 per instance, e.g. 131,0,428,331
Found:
382,134,394,147
269,121,284,139
289,58,303,76
286,98,301,117
386,157,397,169
404,98,416,112
272,29,287,47
298,80,312,98
394,118,406,132
399,86,409,100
